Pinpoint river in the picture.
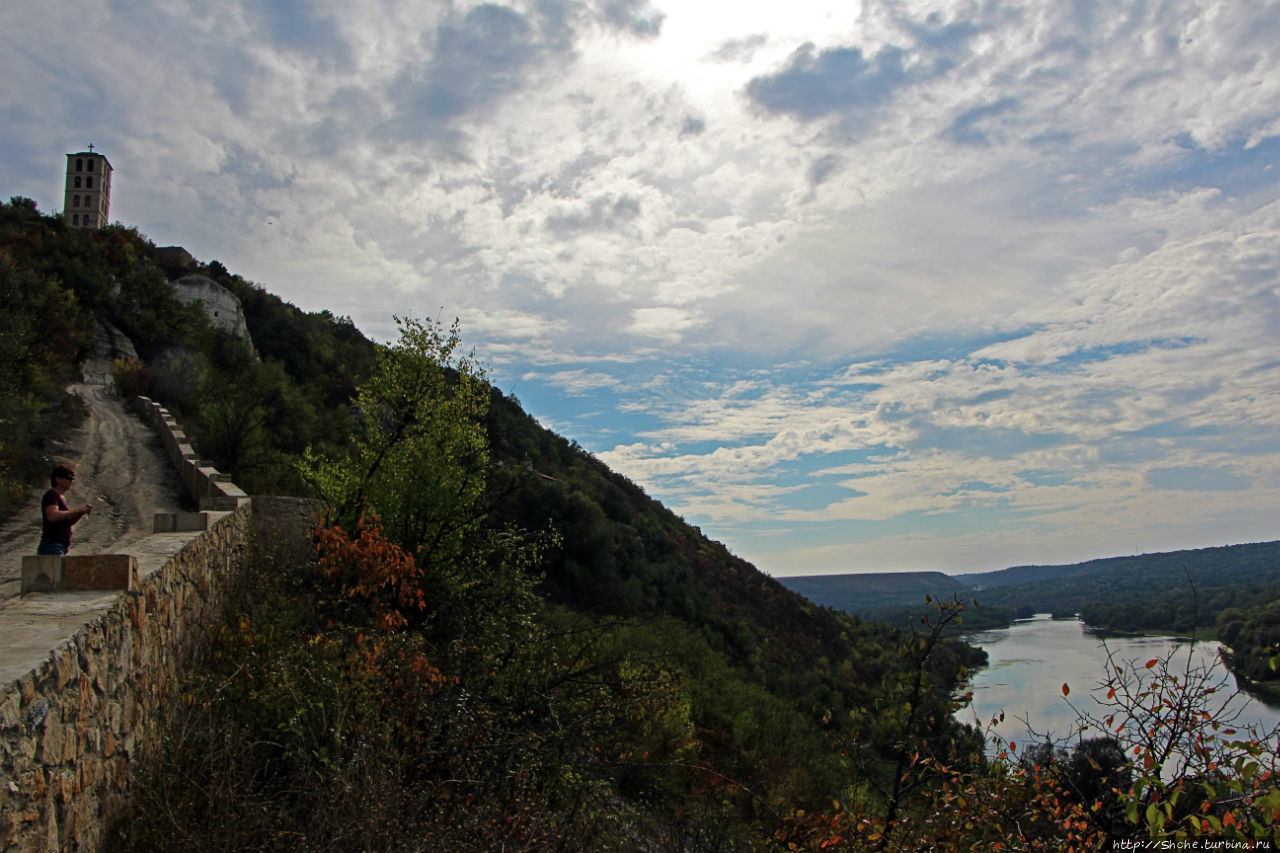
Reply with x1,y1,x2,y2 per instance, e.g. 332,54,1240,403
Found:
962,614,1280,750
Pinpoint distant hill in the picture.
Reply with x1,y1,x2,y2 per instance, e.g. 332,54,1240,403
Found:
956,542,1280,592
956,562,1102,589
779,571,970,615
781,542,1280,634
964,541,1280,619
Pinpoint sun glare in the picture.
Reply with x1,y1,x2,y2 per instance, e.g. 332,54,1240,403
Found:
593,0,857,107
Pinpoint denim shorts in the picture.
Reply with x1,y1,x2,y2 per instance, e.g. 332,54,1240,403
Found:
36,541,68,556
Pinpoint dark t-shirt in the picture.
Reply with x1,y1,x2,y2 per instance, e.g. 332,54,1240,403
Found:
41,488,72,548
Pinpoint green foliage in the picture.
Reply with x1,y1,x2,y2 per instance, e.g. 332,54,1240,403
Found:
1017,737,1133,836
0,258,47,507
485,389,915,741
845,599,987,843
0,198,378,501
0,206,96,509
110,357,150,399
1218,598,1280,695
863,599,1019,634
301,315,490,577
777,619,1280,851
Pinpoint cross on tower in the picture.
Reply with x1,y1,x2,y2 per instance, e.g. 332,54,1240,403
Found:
87,143,95,153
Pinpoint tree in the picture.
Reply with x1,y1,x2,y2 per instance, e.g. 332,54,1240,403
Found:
297,315,532,648
301,315,489,571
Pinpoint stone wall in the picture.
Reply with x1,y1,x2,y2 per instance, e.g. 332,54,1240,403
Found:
0,397,258,852
127,397,249,511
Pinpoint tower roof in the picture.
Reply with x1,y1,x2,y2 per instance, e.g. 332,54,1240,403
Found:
67,151,113,169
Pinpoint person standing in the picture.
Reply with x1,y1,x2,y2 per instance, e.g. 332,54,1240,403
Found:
38,464,92,556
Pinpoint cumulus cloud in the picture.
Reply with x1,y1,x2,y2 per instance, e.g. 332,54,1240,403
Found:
627,306,704,343
745,42,911,124
384,3,575,146
598,187,1280,569
545,194,644,236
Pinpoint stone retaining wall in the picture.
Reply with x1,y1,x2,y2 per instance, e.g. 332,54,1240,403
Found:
0,397,257,851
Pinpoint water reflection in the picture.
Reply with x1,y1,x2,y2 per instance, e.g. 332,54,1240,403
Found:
963,614,1280,748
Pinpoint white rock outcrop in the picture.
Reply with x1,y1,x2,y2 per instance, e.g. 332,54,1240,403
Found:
170,274,255,352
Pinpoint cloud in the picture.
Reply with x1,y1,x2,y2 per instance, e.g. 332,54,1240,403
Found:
945,97,1021,147
386,3,568,141
1146,467,1252,491
595,189,1280,569
250,0,351,65
599,0,664,38
545,194,643,236
537,368,624,395
745,42,910,124
4,0,1278,575
806,153,843,188
627,306,704,343
679,115,706,137
707,33,769,64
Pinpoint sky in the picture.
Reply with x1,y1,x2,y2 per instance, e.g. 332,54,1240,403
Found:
3,0,1278,577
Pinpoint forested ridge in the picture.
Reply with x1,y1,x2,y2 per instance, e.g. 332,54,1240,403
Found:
3,197,1278,849
974,542,1280,628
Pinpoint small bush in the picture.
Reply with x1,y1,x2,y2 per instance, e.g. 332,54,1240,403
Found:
112,357,150,399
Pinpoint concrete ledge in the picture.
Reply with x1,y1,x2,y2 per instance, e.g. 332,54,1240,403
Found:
153,512,212,533
199,495,250,511
195,465,222,495
63,554,139,591
20,556,64,594
20,555,139,593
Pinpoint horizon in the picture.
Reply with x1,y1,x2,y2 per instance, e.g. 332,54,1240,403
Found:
3,0,1278,577
776,537,1280,580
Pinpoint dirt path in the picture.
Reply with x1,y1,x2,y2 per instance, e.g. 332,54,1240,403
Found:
0,383,186,599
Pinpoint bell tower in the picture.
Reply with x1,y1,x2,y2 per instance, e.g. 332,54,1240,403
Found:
64,146,113,228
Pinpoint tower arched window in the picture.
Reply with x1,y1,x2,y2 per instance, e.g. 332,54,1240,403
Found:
72,214,80,226
87,160,95,172
74,176,82,188
85,177,93,189
76,159,83,172
73,195,80,207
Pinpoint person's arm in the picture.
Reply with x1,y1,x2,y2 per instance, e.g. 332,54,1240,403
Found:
44,502,92,523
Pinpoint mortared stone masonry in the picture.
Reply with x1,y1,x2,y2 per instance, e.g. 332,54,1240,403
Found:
0,397,315,851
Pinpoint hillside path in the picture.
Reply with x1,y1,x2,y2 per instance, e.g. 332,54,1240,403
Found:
0,383,186,601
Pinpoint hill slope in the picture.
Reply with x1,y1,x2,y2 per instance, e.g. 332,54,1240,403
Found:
779,571,970,615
